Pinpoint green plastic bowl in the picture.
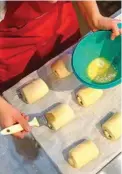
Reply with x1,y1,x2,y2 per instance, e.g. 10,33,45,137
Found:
72,23,121,89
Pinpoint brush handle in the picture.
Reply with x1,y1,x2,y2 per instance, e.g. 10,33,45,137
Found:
0,117,39,135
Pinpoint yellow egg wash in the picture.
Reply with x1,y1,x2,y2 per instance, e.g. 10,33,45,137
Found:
87,58,117,83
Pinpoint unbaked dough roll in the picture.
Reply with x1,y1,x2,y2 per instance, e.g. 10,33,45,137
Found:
45,104,74,130
68,140,99,168
76,87,103,107
21,79,49,104
102,113,121,140
51,59,72,79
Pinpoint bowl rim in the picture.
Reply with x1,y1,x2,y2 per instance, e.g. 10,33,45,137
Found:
71,30,121,89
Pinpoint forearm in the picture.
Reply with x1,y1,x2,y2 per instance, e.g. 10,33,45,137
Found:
0,96,11,113
0,1,6,22
77,1,101,23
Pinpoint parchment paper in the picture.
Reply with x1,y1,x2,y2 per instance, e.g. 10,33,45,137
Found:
3,13,121,174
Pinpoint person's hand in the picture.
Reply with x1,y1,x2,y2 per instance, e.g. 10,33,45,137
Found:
0,100,31,139
0,1,6,22
77,1,121,40
47,0,57,3
88,15,122,40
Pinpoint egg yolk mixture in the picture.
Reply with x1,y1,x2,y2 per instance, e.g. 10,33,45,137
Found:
87,58,117,83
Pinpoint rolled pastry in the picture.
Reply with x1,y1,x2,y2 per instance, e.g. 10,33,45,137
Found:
68,140,99,168
76,87,103,107
51,59,72,78
21,79,49,104
102,113,121,140
45,104,74,130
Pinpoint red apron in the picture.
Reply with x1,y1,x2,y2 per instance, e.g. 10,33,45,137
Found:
0,1,79,90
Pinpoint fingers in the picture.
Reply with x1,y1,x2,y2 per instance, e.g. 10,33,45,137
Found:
119,28,122,35
14,131,27,139
21,113,29,121
13,113,31,139
14,113,29,139
111,19,122,40
92,28,98,32
16,113,31,132
25,116,29,121
113,19,121,23
111,22,120,40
